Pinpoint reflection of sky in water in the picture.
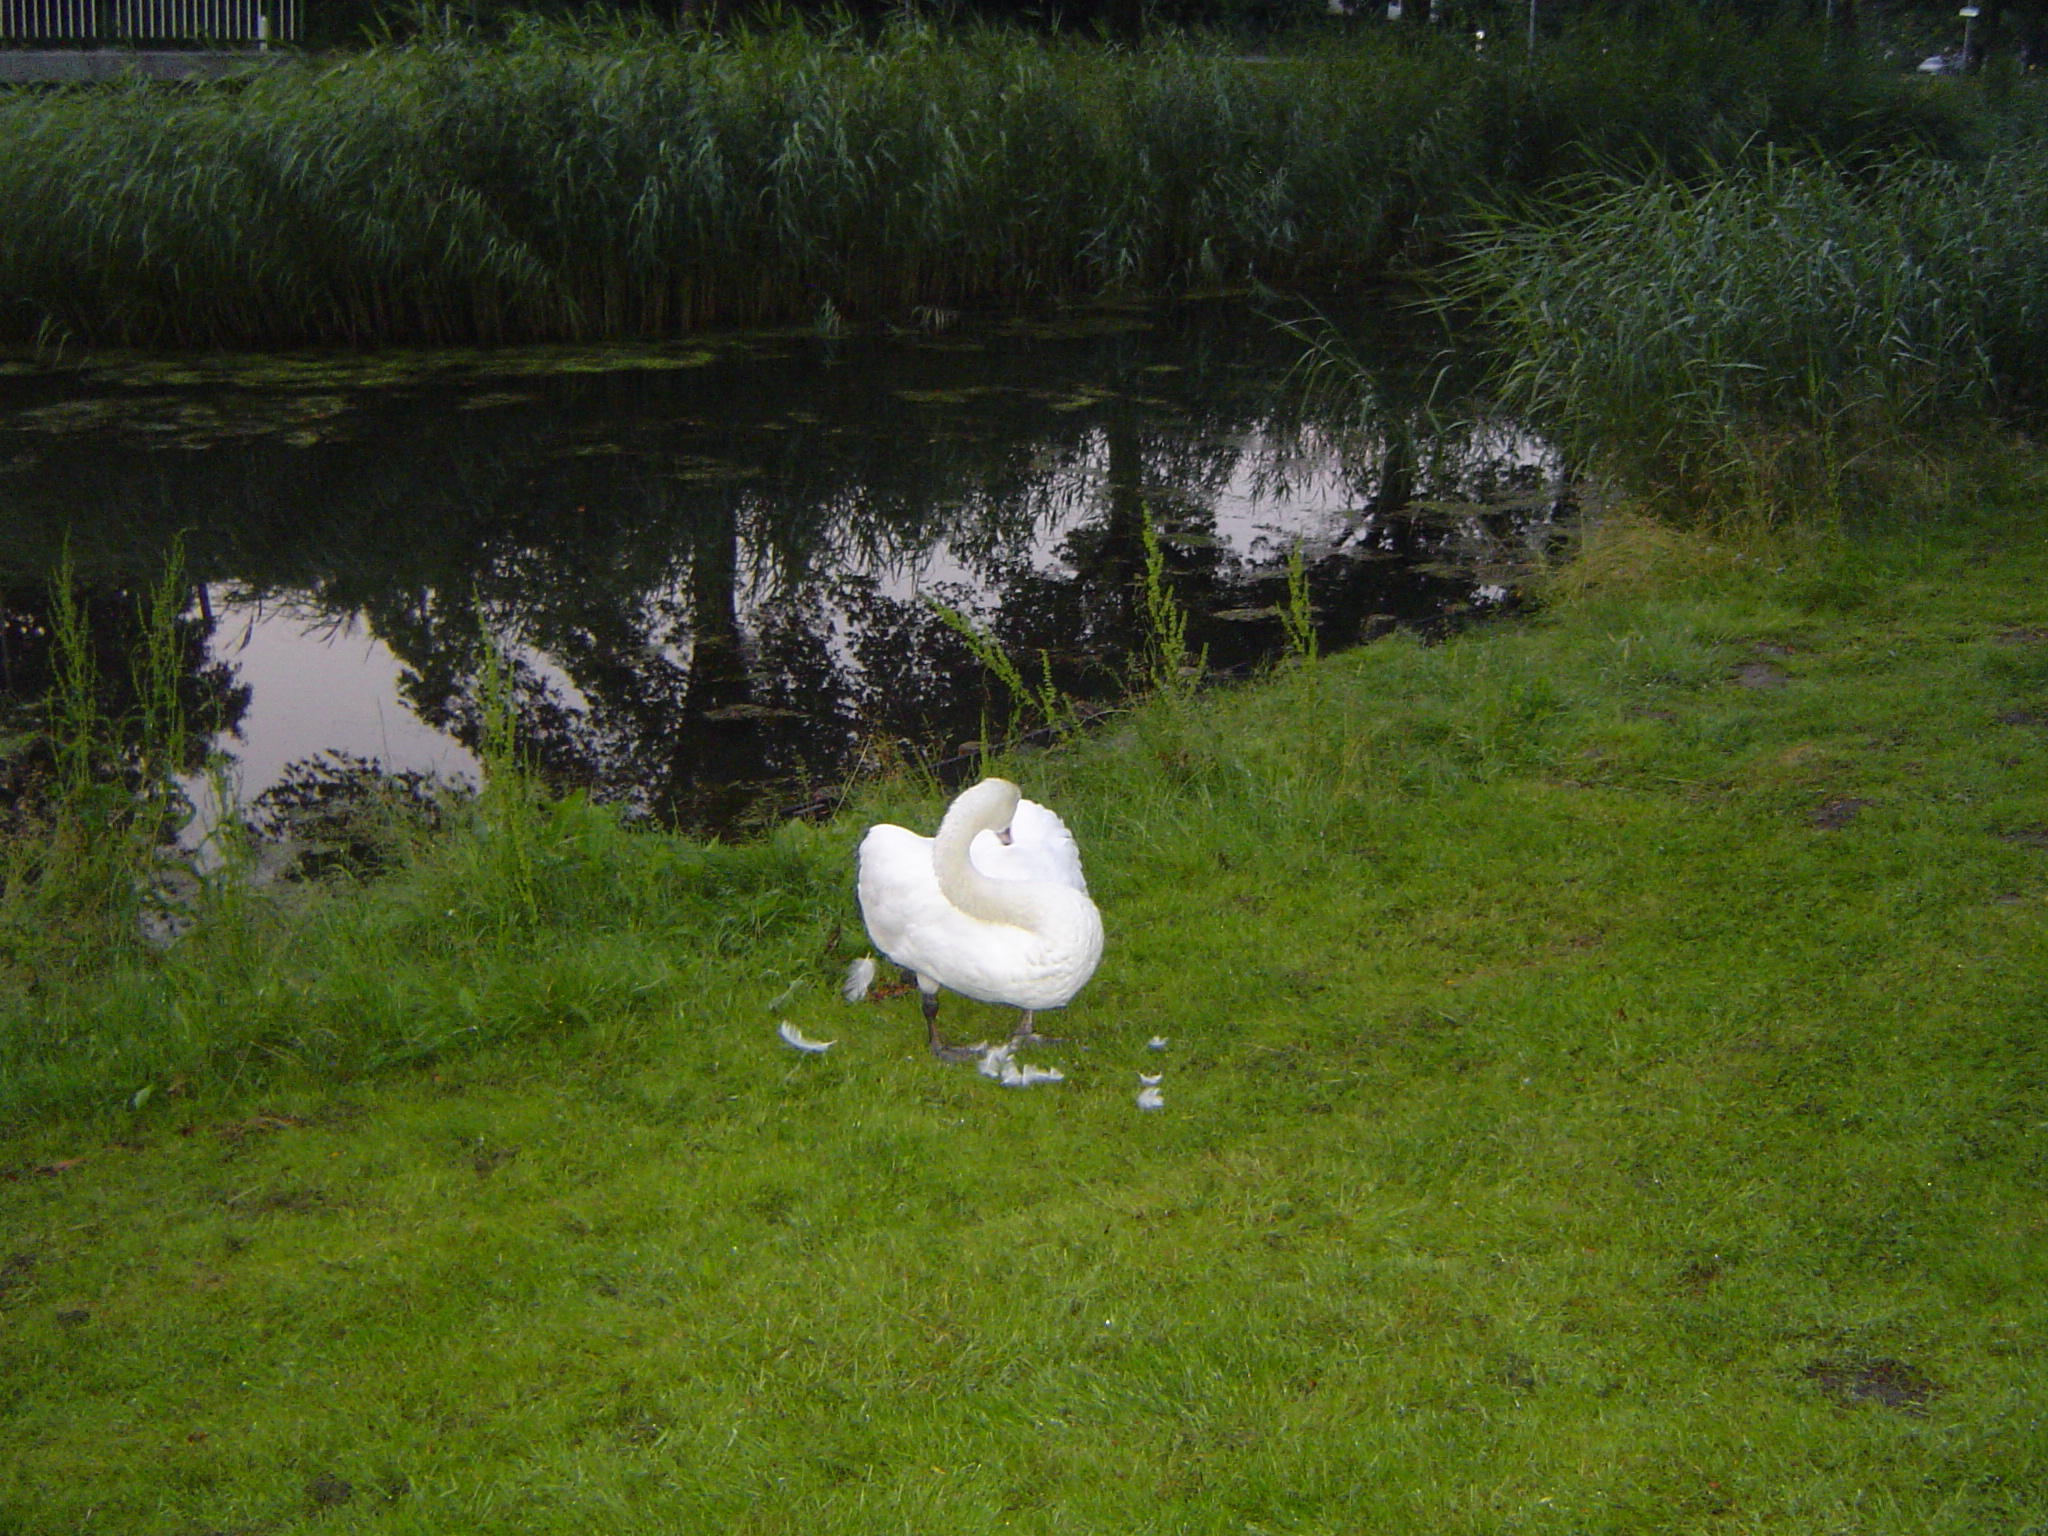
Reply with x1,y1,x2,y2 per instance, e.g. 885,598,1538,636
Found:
177,406,1560,809
204,595,482,793
0,301,1572,831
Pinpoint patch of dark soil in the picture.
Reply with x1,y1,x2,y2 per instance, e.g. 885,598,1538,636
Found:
1996,708,2047,728
1490,1352,1536,1394
2000,828,2048,850
214,1113,306,1144
1803,1358,1939,1415
308,1100,368,1131
54,1307,89,1326
0,1252,34,1294
1625,705,1679,723
225,1187,324,1214
1751,642,1798,657
305,1472,354,1508
1809,797,1875,829
1995,627,2048,645
471,1144,519,1175
1385,1008,1465,1036
1733,662,1788,690
1674,1256,1723,1296
614,1405,669,1446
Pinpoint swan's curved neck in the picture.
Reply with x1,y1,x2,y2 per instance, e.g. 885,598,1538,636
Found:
933,796,1031,925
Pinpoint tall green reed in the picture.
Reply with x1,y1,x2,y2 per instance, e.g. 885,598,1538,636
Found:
0,16,1965,349
1138,515,1205,697
1446,147,2048,516
473,622,542,936
1278,539,1316,662
4,546,198,954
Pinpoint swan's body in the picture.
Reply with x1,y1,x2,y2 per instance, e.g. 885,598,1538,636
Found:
854,778,1102,1059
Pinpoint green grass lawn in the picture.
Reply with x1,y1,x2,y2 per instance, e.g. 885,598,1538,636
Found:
3,471,2046,1533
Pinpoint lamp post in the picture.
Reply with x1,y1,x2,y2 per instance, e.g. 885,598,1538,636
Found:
1960,5,1980,70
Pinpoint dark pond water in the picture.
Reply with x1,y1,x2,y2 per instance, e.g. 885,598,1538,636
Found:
0,292,1568,839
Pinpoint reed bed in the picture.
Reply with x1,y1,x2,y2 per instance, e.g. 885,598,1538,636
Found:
1448,147,2048,505
0,23,1470,347
0,15,1965,348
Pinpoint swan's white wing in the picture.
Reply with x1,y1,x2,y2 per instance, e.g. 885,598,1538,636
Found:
856,823,955,976
969,798,1088,892
858,808,1102,1013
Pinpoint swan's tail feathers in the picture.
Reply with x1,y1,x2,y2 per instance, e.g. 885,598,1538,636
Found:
842,956,878,1003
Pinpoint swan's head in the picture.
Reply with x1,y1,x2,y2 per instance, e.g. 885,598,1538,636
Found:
942,777,1022,843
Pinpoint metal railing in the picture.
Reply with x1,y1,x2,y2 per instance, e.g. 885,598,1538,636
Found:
1,0,297,42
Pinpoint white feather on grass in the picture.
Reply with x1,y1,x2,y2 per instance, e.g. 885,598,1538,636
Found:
1001,1061,1065,1087
1135,1085,1165,1110
777,1021,835,1054
976,1042,1014,1079
1146,1036,1169,1051
1139,1073,1163,1087
842,957,878,1003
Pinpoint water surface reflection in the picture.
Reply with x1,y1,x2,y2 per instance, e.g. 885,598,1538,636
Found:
0,295,1568,835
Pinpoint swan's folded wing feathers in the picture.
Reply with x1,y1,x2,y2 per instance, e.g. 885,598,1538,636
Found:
855,824,952,964
969,799,1088,892
855,788,1101,1017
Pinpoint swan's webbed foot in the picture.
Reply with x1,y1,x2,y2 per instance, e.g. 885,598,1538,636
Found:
922,987,984,1063
1008,1010,1070,1048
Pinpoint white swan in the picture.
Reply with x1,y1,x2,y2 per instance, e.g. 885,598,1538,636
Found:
854,777,1103,1061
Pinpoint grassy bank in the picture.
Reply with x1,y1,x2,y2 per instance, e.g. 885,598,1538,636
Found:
0,15,1968,348
3,450,2045,1529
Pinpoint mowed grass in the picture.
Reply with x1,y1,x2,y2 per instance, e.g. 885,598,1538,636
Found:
3,476,2047,1530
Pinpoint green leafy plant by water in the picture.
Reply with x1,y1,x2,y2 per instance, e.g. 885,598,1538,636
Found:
1138,514,1205,696
474,622,543,936
5,546,196,950
1277,538,1317,662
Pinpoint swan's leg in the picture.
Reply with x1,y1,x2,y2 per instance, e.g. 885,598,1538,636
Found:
1008,1009,1069,1047
921,982,983,1063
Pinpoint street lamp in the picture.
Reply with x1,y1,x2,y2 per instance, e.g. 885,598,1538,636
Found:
1960,5,1980,70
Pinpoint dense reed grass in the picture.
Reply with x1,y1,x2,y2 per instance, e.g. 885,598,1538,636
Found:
1446,142,2048,512
0,14,1970,348
0,23,1458,347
